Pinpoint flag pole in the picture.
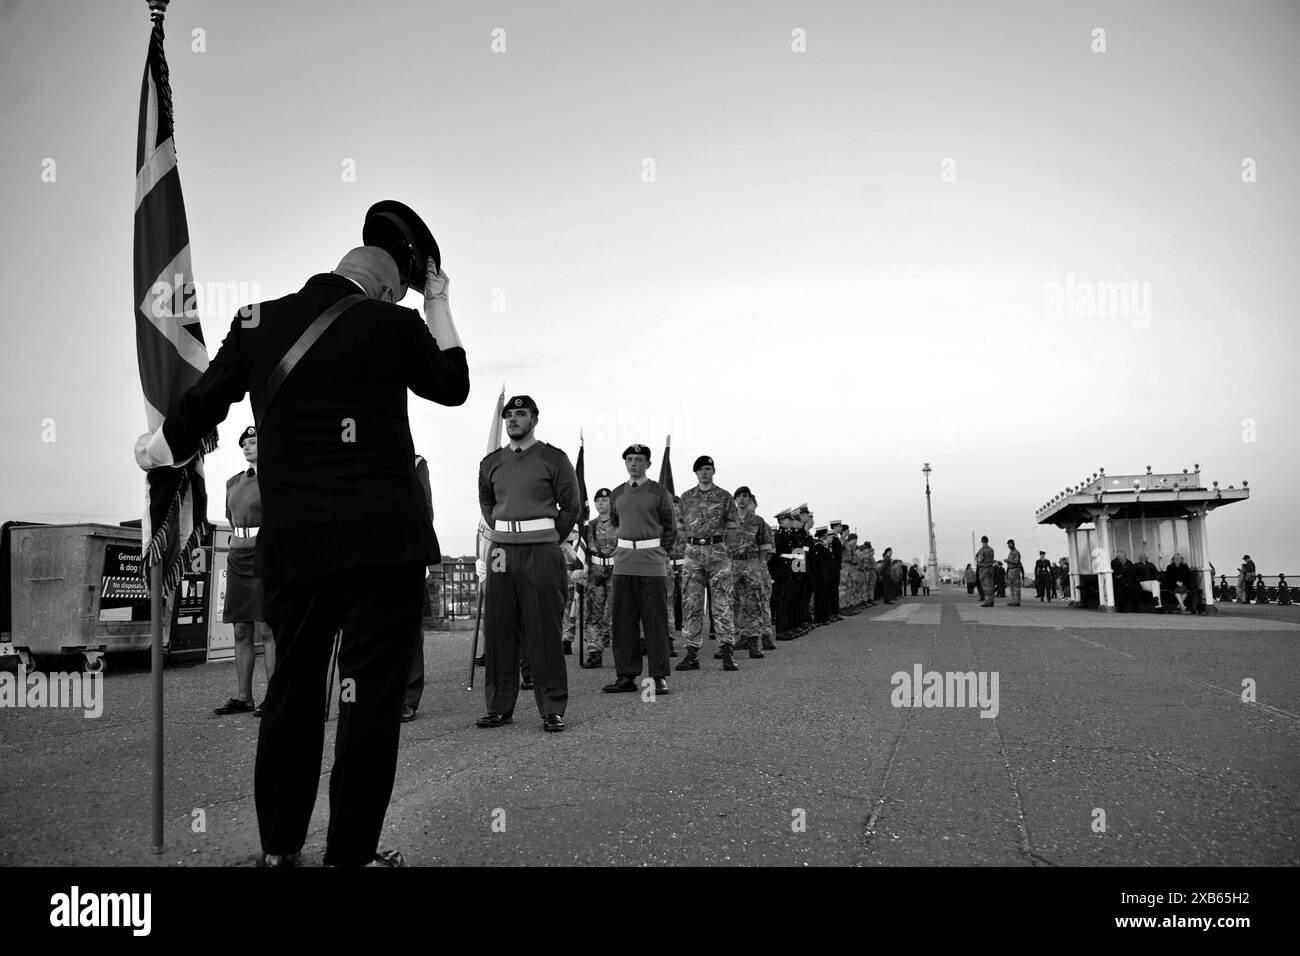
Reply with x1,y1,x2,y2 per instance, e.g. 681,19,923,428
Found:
146,0,171,859
150,562,163,853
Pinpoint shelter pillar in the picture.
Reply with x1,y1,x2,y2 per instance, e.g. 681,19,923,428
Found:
1091,507,1116,612
1188,505,1217,612
1065,522,1082,606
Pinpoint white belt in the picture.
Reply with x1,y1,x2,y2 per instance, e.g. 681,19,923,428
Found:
232,526,259,538
590,555,614,566
617,537,661,550
494,518,555,533
670,558,685,567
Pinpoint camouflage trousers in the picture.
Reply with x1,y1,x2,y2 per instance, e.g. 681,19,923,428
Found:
978,566,995,603
682,543,734,648
1007,568,1023,604
562,584,577,642
731,558,767,640
583,568,613,654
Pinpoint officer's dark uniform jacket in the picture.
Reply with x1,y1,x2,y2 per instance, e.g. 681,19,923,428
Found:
159,273,470,582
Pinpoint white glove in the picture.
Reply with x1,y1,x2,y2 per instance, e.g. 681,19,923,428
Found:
423,260,449,300
569,569,586,585
422,257,462,349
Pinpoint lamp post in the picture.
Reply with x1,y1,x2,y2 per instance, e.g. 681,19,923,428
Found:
923,463,940,592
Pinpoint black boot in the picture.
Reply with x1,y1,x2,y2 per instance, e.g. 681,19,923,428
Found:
562,640,572,656
748,640,764,659
761,635,776,650
721,643,739,671
675,647,700,671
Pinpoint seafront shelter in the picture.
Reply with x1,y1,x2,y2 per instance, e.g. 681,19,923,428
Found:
1034,467,1249,612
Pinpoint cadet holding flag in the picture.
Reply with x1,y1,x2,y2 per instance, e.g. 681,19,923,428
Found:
477,395,580,733
675,456,741,672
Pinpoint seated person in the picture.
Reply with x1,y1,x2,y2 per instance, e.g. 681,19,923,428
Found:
1162,554,1200,613
1111,550,1140,612
1278,573,1292,606
1134,552,1160,611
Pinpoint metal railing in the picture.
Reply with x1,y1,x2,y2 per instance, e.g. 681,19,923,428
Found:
436,560,477,621
1212,574,1296,604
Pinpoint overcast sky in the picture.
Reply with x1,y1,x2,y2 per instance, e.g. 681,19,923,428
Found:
1,0,1296,571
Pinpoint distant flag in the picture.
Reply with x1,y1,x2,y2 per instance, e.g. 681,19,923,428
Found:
135,0,215,593
477,384,506,556
485,383,505,455
573,430,589,567
658,434,675,496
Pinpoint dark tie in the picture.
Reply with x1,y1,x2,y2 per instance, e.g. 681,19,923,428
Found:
514,447,522,454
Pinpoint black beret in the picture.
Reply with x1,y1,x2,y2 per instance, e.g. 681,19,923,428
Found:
734,485,753,498
595,487,611,499
237,426,256,448
622,444,651,460
693,455,714,471
502,395,538,417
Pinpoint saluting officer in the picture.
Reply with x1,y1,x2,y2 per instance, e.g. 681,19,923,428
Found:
477,395,581,733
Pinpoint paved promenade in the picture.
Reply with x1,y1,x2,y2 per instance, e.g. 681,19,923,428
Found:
1,595,1296,866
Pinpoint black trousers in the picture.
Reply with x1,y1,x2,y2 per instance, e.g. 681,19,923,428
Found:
484,542,568,719
612,574,670,679
813,575,835,622
771,577,790,634
258,561,424,866
404,625,424,710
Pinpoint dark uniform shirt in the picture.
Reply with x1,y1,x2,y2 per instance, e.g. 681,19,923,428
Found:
226,467,261,575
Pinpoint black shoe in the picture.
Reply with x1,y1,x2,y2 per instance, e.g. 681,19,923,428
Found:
585,652,603,668
253,703,264,718
258,851,301,868
748,644,765,659
980,602,994,607
543,714,565,732
365,849,406,867
654,677,669,695
476,712,513,728
474,655,486,667
675,648,700,671
400,705,417,723
602,676,638,693
761,635,776,650
214,697,254,716
775,632,795,641
520,678,535,691
721,644,739,671
562,640,573,656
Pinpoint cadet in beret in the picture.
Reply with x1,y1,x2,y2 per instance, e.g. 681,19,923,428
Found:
215,425,276,717
477,395,581,733
580,488,618,668
603,444,676,695
728,486,774,659
675,456,741,672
